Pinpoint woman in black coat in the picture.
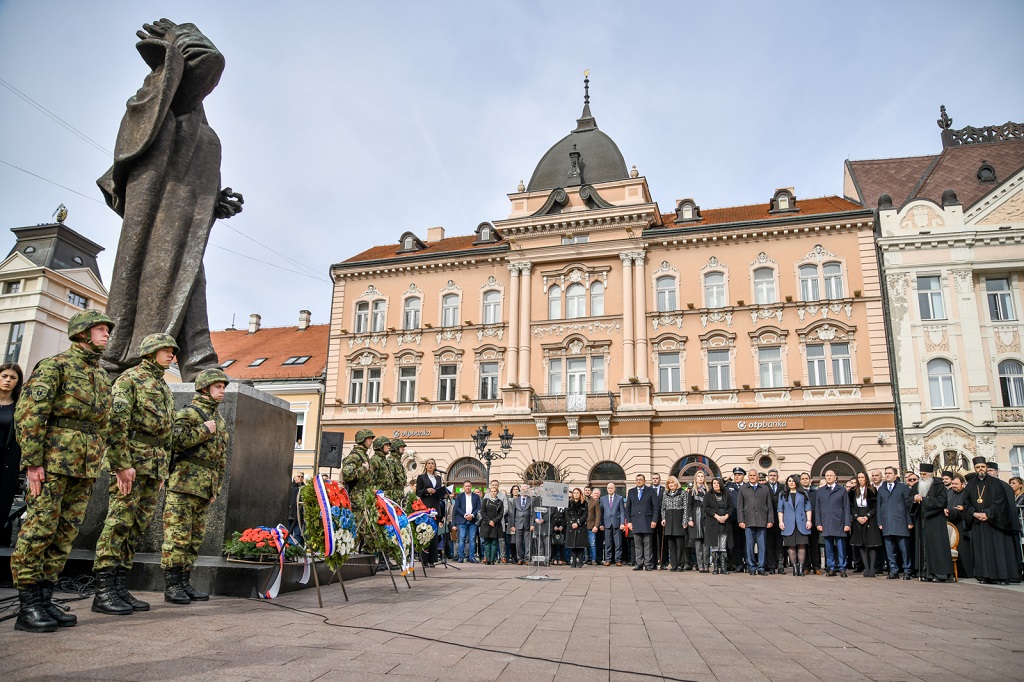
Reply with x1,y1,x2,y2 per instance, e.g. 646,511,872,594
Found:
848,471,883,577
480,487,504,564
0,363,23,547
565,488,589,567
660,476,690,571
415,459,447,566
687,470,710,572
703,477,734,574
550,505,567,565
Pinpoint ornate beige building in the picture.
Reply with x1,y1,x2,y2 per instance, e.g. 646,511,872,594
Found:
847,107,1024,478
323,84,898,489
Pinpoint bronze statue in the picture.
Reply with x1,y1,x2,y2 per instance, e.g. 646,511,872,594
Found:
98,19,243,380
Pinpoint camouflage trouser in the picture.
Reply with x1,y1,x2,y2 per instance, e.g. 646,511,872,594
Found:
93,474,161,571
10,473,95,587
161,490,210,569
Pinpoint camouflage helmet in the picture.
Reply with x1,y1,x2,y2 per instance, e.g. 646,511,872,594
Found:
390,437,406,450
67,309,115,341
194,368,230,391
355,428,375,443
138,332,179,357
372,435,392,451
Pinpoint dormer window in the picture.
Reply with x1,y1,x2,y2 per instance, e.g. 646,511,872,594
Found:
404,236,414,250
769,188,798,214
396,231,427,254
472,221,501,245
673,199,702,224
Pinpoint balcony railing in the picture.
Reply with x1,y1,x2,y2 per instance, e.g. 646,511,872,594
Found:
532,392,615,414
994,408,1024,423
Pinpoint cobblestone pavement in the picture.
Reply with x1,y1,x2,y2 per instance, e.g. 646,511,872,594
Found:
1,563,1021,681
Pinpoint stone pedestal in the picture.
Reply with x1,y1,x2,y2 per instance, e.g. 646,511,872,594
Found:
74,382,297,559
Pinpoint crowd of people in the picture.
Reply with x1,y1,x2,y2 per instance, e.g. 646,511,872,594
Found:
400,463,1023,586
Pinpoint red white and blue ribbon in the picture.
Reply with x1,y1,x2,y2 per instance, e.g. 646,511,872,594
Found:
313,474,337,558
376,491,414,574
261,524,289,599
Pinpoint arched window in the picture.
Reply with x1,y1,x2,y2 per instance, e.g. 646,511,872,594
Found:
441,294,459,328
548,285,562,319
810,451,864,483
371,300,386,331
823,262,844,299
927,358,956,408
799,265,820,301
998,359,1024,407
449,457,487,490
524,461,559,483
932,450,971,477
753,267,776,304
566,283,586,319
354,301,369,333
403,297,421,330
669,455,721,482
656,276,676,312
590,281,605,316
704,272,726,308
589,461,626,496
482,290,501,324
404,235,414,250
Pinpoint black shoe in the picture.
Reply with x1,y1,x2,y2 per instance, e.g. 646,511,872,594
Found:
749,569,756,575
38,581,76,627
757,569,766,576
826,570,836,577
633,565,644,571
92,569,134,615
887,572,898,579
181,571,209,601
902,574,912,580
115,567,150,611
164,567,192,605
14,586,58,633
840,570,848,578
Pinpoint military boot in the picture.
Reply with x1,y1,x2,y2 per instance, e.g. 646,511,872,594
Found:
39,581,77,627
181,571,209,601
164,567,191,604
115,567,150,611
91,569,133,615
14,586,58,633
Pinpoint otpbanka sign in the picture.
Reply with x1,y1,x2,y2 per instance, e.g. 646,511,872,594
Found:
722,418,804,432
391,429,444,439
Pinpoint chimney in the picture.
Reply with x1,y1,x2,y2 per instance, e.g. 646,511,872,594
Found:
426,226,445,242
248,313,261,334
298,309,311,331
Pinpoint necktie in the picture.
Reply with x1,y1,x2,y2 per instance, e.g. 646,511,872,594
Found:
888,483,893,492
521,496,526,509
638,489,643,500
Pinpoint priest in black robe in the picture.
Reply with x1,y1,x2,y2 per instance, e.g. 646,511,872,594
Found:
909,463,954,582
963,457,1021,584
946,476,974,579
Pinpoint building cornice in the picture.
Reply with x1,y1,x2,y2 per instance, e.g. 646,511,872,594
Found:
494,205,659,237
331,244,510,276
644,209,873,240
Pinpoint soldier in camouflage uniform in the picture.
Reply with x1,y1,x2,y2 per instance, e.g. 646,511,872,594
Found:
92,333,177,616
161,368,229,605
388,437,408,499
10,310,114,633
341,429,374,494
370,436,393,493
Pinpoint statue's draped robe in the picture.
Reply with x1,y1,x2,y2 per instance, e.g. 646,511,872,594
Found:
98,33,225,380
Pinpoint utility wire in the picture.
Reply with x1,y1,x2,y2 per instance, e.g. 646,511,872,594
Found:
218,220,327,280
0,158,106,205
0,77,112,157
210,243,331,283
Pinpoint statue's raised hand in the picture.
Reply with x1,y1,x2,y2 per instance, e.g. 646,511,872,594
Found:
137,18,180,45
214,187,244,219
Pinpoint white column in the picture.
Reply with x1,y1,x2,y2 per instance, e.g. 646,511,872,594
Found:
633,252,649,381
620,253,635,381
505,263,520,386
517,262,533,387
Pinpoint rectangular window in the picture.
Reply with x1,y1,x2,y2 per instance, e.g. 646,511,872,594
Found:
658,352,681,392
4,281,21,294
548,358,563,394
398,367,417,402
294,411,305,449
68,292,88,309
708,350,731,391
918,276,945,320
441,297,459,328
831,343,852,384
656,279,676,312
282,356,311,365
823,263,844,299
799,266,820,302
354,303,369,333
403,302,421,330
806,344,827,386
438,364,457,401
561,234,589,245
1010,445,1024,479
349,368,364,403
988,278,1015,321
590,356,605,393
483,293,500,324
758,347,783,388
567,357,587,411
366,368,381,403
371,300,386,332
754,270,776,305
704,275,726,308
4,322,24,365
249,358,267,367
479,362,499,400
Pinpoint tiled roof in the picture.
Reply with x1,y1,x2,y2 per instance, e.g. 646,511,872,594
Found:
656,196,866,230
210,323,329,381
342,235,505,265
846,155,937,209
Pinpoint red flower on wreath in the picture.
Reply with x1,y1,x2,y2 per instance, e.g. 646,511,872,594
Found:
411,498,428,513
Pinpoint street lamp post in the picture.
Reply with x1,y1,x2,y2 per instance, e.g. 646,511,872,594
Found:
473,424,514,483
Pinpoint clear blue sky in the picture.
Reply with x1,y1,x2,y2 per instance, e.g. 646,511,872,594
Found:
1,1,1022,329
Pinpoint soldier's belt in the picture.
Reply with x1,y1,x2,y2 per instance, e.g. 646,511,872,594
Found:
47,417,97,434
174,455,216,470
129,430,165,447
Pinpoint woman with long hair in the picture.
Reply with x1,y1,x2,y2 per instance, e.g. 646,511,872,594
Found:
704,477,733,574
777,474,812,576
661,476,689,571
414,458,447,566
480,484,504,564
504,484,521,563
0,363,23,546
849,470,883,577
565,487,589,567
687,470,710,572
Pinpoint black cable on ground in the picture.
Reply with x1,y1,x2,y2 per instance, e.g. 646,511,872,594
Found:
249,597,697,682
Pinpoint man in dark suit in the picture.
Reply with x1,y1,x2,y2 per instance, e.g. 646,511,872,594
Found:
650,474,667,569
765,469,785,574
813,469,852,577
601,482,625,565
737,468,773,575
726,467,747,572
509,488,535,565
800,472,821,574
876,466,913,579
452,480,481,563
625,474,658,570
